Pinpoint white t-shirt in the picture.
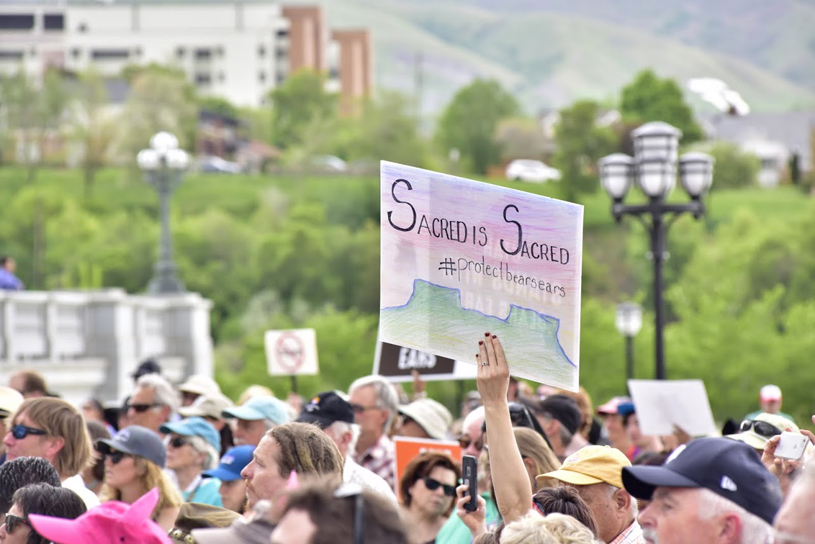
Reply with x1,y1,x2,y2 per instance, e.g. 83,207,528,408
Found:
62,474,101,509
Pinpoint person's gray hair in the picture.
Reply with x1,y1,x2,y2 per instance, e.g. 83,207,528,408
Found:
695,487,772,544
326,420,361,454
606,484,638,518
136,373,180,415
186,435,219,470
349,376,399,431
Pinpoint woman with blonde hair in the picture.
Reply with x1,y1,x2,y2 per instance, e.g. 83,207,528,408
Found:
500,512,600,544
96,425,182,531
512,427,560,493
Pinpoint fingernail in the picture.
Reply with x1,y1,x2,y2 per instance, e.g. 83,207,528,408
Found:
492,335,497,339
478,341,484,345
484,332,490,337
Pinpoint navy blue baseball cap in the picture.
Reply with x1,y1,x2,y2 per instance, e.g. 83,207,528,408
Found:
202,445,255,482
622,437,782,524
296,391,354,429
97,425,166,468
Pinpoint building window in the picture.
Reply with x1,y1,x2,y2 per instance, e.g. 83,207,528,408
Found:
0,50,25,60
259,71,266,82
276,72,286,84
77,22,87,33
176,46,185,57
91,49,130,60
43,14,64,31
195,48,212,60
276,47,288,59
218,71,225,82
0,14,35,30
134,47,142,57
216,46,224,57
195,73,212,85
258,45,266,57
71,48,81,59
276,29,288,38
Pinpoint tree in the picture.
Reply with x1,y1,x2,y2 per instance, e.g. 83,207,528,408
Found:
620,69,704,143
70,69,119,198
707,142,760,190
119,66,198,159
495,117,548,162
436,79,520,174
552,100,617,202
269,70,337,149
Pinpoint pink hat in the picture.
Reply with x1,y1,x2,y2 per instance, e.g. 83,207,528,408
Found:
760,385,782,402
596,396,630,415
29,488,171,544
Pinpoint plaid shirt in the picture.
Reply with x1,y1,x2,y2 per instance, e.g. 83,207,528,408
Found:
610,520,646,544
353,433,396,491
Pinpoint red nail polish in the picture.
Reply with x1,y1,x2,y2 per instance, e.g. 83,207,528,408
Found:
492,335,497,339
484,332,490,337
478,341,484,345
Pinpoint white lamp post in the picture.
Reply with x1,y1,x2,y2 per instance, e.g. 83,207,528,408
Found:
616,303,643,383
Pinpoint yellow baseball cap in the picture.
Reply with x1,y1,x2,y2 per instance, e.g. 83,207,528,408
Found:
537,445,631,489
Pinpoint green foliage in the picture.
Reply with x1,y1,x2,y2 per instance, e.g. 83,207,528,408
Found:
436,79,520,174
495,117,548,161
552,100,617,203
620,69,704,143
269,70,337,149
198,96,239,119
707,142,760,190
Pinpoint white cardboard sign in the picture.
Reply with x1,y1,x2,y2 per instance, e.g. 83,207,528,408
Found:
627,379,717,437
265,328,319,376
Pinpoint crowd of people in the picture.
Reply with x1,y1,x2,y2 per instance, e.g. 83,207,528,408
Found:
0,333,812,544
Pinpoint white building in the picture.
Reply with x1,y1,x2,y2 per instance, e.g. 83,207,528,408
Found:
0,1,290,108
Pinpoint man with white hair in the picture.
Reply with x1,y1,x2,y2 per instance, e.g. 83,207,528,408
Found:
128,373,180,435
348,375,400,489
538,445,644,543
296,390,396,505
622,437,782,544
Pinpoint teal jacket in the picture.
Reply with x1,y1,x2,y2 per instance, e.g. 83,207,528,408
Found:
436,492,501,544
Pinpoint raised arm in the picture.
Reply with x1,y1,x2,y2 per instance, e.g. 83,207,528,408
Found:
477,333,533,524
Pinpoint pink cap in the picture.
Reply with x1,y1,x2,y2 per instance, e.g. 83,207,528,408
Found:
29,488,171,544
596,396,630,415
760,385,782,402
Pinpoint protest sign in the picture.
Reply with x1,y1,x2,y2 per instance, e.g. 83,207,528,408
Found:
379,161,583,390
373,340,477,383
264,329,319,376
628,379,717,436
394,436,462,499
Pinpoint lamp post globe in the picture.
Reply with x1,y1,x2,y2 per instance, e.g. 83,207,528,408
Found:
616,302,642,384
679,152,715,199
139,131,188,294
599,153,635,202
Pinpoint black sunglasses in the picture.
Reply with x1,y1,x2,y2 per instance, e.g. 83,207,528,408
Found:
10,425,47,440
168,436,189,449
5,514,29,534
350,404,378,414
334,484,364,544
740,419,782,438
103,450,128,464
423,477,456,497
456,434,484,451
127,402,161,413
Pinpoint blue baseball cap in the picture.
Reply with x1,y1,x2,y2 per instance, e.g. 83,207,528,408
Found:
160,416,221,453
221,396,290,426
202,445,255,482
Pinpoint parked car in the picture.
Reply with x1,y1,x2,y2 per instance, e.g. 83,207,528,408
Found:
310,155,347,172
505,159,561,183
198,155,242,174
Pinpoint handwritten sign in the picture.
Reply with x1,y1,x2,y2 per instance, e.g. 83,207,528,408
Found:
379,162,583,390
373,340,477,382
627,380,717,437
394,436,462,499
264,329,319,376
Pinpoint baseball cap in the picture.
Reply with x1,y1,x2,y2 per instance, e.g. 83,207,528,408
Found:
179,375,222,398
760,384,782,402
596,396,630,415
728,413,799,450
296,391,354,429
616,401,636,417
179,393,234,420
160,416,221,452
0,386,23,417
540,395,581,435
97,425,167,468
131,359,162,380
169,503,239,543
202,445,255,482
222,396,290,425
537,445,631,489
29,487,171,544
398,398,453,440
622,437,782,524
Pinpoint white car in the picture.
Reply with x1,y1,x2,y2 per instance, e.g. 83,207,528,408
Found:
198,155,242,174
505,159,561,183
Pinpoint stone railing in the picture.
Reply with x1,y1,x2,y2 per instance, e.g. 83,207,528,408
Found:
0,289,213,406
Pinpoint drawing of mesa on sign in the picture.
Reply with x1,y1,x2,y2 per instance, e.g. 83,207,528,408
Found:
380,279,575,384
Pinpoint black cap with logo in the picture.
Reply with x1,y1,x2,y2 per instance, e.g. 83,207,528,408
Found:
296,391,354,429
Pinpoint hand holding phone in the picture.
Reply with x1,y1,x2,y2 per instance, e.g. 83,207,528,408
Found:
462,455,478,512
774,431,809,461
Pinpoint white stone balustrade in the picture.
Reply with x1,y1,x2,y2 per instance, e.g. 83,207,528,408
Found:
0,289,213,406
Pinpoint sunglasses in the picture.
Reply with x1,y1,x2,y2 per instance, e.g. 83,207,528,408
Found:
127,402,161,413
423,477,456,497
456,434,484,451
168,436,190,449
334,484,364,544
103,450,129,464
740,419,782,438
4,514,29,534
10,425,47,440
350,404,379,414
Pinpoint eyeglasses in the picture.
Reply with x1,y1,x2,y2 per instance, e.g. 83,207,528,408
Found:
4,514,29,534
739,419,782,438
168,436,189,449
423,477,456,497
127,402,161,413
334,484,364,544
103,450,128,464
350,404,378,414
456,434,484,452
10,425,47,440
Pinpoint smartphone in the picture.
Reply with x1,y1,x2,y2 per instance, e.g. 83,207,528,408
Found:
462,455,478,512
775,431,809,461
